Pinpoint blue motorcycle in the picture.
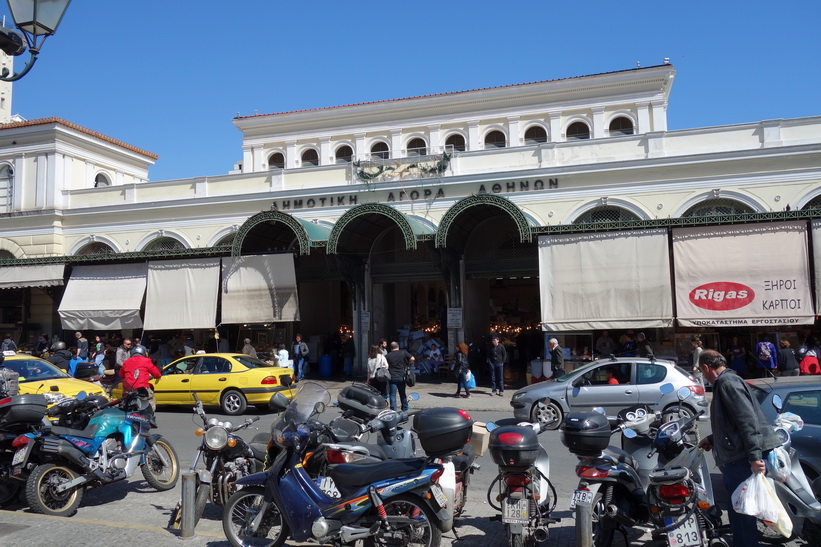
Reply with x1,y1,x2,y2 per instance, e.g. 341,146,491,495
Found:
221,382,472,547
13,390,180,517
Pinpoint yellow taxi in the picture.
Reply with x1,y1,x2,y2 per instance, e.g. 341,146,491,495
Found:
2,352,107,400
113,353,296,415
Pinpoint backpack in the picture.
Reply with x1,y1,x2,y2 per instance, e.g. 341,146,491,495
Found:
758,342,772,361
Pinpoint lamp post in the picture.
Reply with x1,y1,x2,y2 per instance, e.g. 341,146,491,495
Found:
0,0,71,81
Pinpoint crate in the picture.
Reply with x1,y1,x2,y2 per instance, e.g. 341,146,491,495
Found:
470,422,489,457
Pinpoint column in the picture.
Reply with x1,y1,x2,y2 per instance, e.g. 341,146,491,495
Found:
242,146,253,173
320,137,331,166
592,107,606,139
548,112,562,143
285,141,297,169
651,102,667,132
354,133,366,161
428,124,441,154
467,121,480,151
636,102,651,134
391,130,402,158
252,145,264,171
507,116,520,147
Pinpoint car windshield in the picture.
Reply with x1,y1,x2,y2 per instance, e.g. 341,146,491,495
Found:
233,355,276,369
749,383,769,404
556,361,601,382
3,359,70,382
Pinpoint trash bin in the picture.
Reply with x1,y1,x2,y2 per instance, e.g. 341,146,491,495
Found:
319,355,333,377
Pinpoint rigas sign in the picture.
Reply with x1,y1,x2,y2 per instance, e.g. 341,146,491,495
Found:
689,282,755,311
271,178,559,211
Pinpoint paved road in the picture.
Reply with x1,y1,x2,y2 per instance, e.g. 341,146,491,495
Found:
0,376,806,546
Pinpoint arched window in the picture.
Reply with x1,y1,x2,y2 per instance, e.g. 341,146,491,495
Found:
94,173,111,187
301,149,319,167
682,198,754,217
524,126,547,144
445,134,466,152
0,164,12,213
406,138,427,157
0,250,14,259
76,242,115,256
567,121,591,140
484,130,506,149
371,142,390,160
574,206,640,225
335,145,353,163
144,237,185,252
268,152,285,169
804,194,821,210
609,117,634,136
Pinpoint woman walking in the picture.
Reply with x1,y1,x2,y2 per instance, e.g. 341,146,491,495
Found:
367,344,389,397
453,342,471,398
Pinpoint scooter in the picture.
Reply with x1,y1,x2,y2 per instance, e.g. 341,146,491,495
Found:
759,395,821,544
485,419,559,546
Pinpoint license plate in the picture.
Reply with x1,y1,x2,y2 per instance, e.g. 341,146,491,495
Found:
569,488,593,509
12,446,27,466
502,497,529,524
430,483,447,508
665,514,701,547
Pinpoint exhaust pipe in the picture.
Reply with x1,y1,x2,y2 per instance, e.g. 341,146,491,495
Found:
533,526,549,542
605,503,636,526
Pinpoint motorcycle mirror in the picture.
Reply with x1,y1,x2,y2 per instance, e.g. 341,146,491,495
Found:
281,376,293,387
676,386,691,401
486,422,497,431
408,393,420,401
772,394,783,413
623,428,638,439
313,402,326,415
592,406,606,415
659,383,674,395
76,391,87,400
268,392,290,412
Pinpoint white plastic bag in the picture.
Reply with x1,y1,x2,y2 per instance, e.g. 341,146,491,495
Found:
465,370,472,383
732,472,792,537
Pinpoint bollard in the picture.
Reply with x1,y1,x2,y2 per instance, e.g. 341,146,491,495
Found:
180,471,196,538
575,497,593,547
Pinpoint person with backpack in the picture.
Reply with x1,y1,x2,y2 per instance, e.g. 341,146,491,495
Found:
754,335,778,377
777,339,800,376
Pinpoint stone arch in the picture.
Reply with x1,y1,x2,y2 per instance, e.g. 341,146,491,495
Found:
0,238,24,258
232,210,312,257
673,190,762,217
566,198,651,224
69,235,122,255
136,231,191,252
436,194,532,249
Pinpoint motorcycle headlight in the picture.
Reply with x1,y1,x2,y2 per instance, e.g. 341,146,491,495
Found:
205,426,229,450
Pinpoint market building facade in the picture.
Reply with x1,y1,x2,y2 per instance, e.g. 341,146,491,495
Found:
1,63,820,374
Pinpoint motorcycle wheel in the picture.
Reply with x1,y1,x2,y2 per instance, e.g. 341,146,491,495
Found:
223,486,288,547
142,436,180,491
194,483,210,525
362,493,442,547
591,491,614,547
0,480,20,507
25,463,83,517
506,528,524,547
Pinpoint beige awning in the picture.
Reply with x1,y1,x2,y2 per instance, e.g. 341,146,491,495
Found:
58,263,147,331
0,263,65,289
221,254,300,324
539,228,673,331
143,258,220,330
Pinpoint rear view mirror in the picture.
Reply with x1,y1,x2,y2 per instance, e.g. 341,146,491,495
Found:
486,422,497,432
659,383,674,395
772,394,783,413
408,393,420,401
313,401,326,415
268,392,290,412
676,386,692,401
76,391,87,400
623,428,637,439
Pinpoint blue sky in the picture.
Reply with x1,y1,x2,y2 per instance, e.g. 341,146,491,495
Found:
3,1,820,182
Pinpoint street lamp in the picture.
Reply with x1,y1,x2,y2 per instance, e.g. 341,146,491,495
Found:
0,0,71,81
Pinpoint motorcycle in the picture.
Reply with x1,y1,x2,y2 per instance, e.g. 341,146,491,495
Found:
221,381,472,547
562,384,723,547
757,394,821,544
12,389,180,516
484,419,559,547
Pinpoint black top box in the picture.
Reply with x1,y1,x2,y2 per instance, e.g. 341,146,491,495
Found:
0,394,48,431
561,411,612,457
414,407,473,458
337,384,388,421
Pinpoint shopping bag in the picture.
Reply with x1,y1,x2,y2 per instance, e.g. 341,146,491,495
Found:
732,472,792,537
466,370,477,389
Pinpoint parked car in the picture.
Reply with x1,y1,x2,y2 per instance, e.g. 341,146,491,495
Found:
112,353,295,415
510,355,708,429
749,376,821,490
2,352,106,400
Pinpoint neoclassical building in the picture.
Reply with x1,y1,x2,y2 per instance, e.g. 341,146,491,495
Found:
1,63,819,370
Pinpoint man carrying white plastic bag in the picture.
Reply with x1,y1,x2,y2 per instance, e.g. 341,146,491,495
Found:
697,350,784,546
731,471,792,537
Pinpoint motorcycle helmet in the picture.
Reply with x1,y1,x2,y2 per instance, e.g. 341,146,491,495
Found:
132,345,148,356
51,341,66,351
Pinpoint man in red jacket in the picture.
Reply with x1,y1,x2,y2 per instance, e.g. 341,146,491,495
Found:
120,345,162,410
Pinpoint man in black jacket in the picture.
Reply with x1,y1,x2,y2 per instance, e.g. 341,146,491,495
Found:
698,349,781,547
47,341,73,371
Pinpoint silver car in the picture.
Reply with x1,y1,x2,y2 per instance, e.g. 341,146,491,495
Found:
510,356,708,429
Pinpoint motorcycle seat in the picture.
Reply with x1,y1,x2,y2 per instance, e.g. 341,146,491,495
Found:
602,446,638,470
50,424,99,439
329,457,427,488
450,443,475,473
249,442,268,462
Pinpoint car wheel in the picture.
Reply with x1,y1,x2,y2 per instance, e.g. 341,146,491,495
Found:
662,403,695,422
221,389,247,416
531,399,563,430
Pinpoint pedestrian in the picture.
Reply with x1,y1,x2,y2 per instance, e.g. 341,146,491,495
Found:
798,336,820,375
725,336,748,377
340,333,356,380
91,335,106,374
120,345,162,411
488,334,506,396
157,338,173,367
621,333,637,357
367,344,389,397
697,349,781,547
378,338,388,356
217,333,229,353
753,335,778,378
183,334,196,356
115,338,133,381
777,340,799,376
276,343,291,370
595,330,616,358
453,342,471,398
33,334,49,357
548,338,565,379
241,338,257,358
74,331,89,360
636,332,653,358
1,333,16,353
689,337,703,373
385,341,415,411
292,333,309,381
